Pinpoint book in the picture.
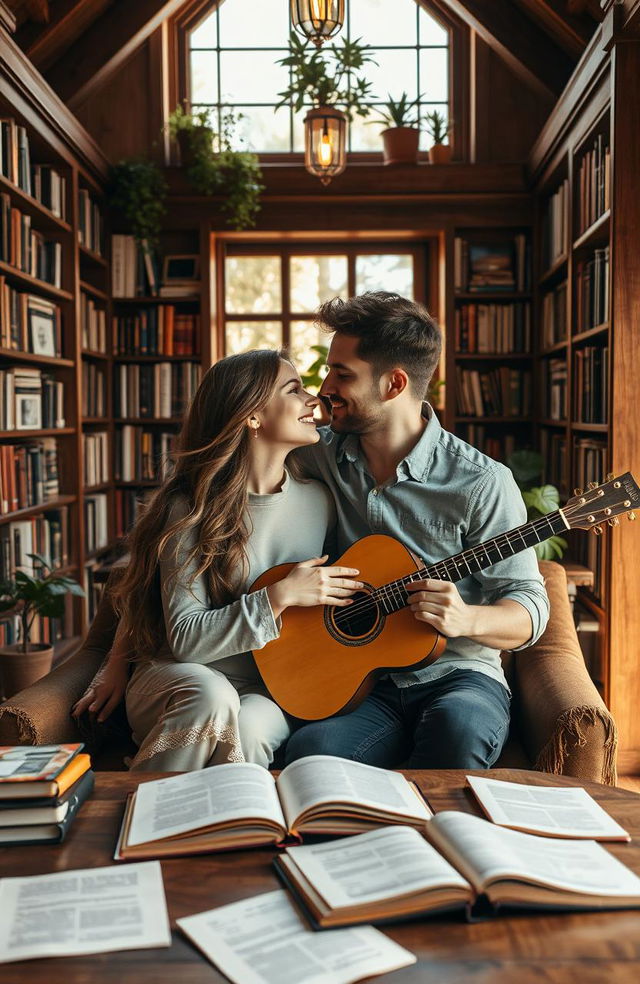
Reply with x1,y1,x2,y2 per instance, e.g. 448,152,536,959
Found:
0,770,94,844
465,775,630,841
0,749,90,800
0,744,81,785
0,768,95,823
114,756,433,860
275,813,640,928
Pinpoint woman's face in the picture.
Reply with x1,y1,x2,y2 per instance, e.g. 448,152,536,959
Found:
256,359,321,449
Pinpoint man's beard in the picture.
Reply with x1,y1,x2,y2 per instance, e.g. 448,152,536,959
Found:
328,397,382,435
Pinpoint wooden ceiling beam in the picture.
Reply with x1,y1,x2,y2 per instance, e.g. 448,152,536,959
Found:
442,0,575,97
19,1,111,72
44,0,188,109
516,0,594,58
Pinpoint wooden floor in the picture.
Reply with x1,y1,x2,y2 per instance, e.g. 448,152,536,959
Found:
618,775,640,793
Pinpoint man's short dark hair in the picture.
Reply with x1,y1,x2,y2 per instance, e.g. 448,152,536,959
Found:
318,291,442,399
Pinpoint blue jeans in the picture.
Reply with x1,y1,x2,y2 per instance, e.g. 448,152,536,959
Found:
284,670,511,770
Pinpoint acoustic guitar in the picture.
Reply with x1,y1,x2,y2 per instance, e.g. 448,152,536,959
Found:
251,473,640,721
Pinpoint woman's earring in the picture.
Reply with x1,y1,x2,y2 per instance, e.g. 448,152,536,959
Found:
251,420,260,439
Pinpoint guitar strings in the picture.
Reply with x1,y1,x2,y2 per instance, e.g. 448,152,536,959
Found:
332,512,566,627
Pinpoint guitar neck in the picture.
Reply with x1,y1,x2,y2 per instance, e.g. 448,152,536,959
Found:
375,509,569,615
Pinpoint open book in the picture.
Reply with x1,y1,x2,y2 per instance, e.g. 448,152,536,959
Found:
466,775,631,840
115,756,432,860
275,812,640,928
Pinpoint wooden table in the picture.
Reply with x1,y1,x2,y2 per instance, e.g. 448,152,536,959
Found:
2,768,640,983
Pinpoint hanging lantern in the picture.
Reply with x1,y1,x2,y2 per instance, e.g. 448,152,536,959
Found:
291,0,345,47
304,106,347,185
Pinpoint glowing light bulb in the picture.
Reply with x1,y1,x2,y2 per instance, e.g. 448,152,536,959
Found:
310,0,322,21
317,131,333,166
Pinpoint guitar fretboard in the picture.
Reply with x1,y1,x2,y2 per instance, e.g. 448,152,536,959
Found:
370,509,569,616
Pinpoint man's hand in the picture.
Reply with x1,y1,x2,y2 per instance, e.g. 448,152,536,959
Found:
406,579,476,638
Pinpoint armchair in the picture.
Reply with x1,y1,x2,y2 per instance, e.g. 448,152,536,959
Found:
0,561,617,784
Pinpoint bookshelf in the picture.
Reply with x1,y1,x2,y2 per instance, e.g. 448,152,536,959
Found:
0,22,111,649
110,232,204,539
530,13,640,767
449,227,534,462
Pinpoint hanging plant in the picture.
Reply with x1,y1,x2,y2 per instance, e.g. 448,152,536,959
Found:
167,106,264,231
108,159,167,247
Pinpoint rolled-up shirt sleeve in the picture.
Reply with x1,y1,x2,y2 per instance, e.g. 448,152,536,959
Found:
160,499,280,664
465,463,550,650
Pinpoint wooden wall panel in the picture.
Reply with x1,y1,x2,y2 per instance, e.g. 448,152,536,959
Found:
472,35,554,162
73,41,159,162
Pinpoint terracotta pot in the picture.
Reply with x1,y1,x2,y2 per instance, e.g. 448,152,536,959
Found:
0,643,53,700
429,142,452,164
381,126,420,165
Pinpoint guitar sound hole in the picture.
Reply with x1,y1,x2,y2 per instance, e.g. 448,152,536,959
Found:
325,588,384,645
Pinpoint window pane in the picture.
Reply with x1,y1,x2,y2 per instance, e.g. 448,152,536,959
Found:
290,255,348,312
290,321,332,384
190,11,217,48
419,8,449,46
225,321,282,355
219,50,288,103
419,103,449,151
420,47,449,102
225,256,282,313
349,0,417,48
362,49,417,106
356,254,414,298
350,112,385,152
218,0,288,47
226,105,289,152
190,50,218,104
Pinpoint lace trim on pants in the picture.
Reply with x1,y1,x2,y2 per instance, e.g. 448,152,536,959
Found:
133,723,245,766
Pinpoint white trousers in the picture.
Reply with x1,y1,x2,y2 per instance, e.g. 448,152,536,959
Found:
125,659,290,772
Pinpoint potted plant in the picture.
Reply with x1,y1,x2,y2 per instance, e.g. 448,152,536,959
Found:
167,106,264,231
108,159,167,247
424,109,453,164
277,32,376,178
368,91,423,165
0,555,84,699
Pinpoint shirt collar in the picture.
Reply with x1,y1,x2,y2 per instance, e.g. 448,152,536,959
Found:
335,403,442,482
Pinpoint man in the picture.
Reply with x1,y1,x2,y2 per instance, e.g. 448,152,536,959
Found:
286,291,549,769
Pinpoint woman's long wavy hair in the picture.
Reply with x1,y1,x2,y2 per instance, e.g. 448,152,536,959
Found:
111,349,287,659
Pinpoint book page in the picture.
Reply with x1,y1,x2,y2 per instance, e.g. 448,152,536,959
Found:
177,889,416,984
0,861,170,963
284,826,470,908
467,775,630,840
431,811,640,898
128,763,285,847
277,756,432,829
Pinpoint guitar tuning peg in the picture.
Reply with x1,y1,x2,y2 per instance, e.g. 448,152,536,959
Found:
593,525,603,536
606,472,614,482
588,481,598,490
608,517,620,527
628,512,636,521
574,487,583,497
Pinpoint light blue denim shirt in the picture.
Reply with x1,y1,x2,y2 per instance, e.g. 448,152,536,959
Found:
296,406,550,691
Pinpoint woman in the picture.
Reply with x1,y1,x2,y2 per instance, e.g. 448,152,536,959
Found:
72,350,361,771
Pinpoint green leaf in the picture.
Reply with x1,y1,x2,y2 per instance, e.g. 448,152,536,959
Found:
506,450,543,489
525,485,560,515
533,535,568,561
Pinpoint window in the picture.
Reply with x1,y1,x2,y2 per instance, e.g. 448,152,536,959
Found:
221,244,425,372
186,0,450,154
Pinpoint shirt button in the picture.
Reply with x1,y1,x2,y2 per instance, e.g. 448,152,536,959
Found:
372,488,378,496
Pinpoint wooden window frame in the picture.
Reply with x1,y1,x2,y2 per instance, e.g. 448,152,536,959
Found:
168,0,469,162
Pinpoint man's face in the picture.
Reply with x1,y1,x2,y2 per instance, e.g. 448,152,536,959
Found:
319,334,385,434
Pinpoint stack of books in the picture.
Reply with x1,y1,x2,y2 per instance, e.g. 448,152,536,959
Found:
0,744,94,845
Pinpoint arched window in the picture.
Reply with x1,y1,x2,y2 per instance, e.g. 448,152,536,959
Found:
182,0,452,154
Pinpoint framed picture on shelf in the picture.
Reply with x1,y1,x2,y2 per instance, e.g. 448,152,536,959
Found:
16,394,42,430
28,307,57,356
162,255,200,284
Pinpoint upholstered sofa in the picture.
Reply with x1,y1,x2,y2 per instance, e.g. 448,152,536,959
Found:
0,561,618,784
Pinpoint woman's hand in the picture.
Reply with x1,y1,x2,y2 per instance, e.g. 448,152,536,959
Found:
71,653,129,724
267,555,363,617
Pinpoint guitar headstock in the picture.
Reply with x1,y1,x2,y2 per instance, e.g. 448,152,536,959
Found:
563,472,640,532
